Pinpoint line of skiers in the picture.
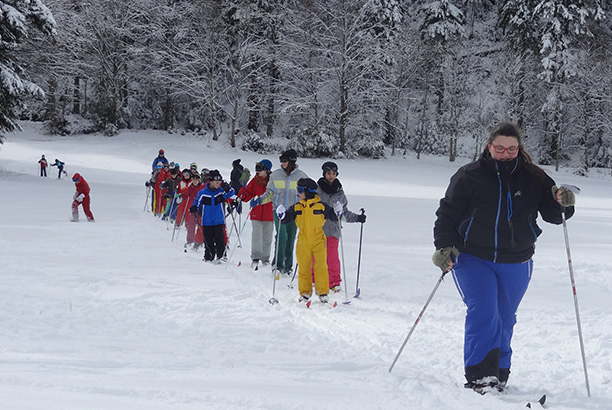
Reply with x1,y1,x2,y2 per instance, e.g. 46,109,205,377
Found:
145,148,367,303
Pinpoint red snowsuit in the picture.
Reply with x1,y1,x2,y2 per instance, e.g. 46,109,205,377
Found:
175,177,192,226
152,168,170,215
72,174,94,221
181,182,205,244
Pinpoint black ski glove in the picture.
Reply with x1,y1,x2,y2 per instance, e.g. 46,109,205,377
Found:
357,214,366,223
221,181,231,192
189,205,197,214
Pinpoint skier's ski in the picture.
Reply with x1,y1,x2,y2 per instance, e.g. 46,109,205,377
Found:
305,300,338,308
525,394,546,408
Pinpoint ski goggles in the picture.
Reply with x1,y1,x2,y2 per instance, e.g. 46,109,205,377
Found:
322,163,338,173
255,164,267,172
297,186,316,194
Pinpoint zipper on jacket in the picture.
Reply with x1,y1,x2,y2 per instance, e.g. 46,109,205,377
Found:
463,208,478,248
493,165,503,262
506,186,515,248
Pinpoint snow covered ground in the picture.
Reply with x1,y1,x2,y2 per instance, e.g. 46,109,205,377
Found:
1,122,611,410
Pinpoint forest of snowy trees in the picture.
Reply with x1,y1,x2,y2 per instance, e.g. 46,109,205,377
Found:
2,0,612,171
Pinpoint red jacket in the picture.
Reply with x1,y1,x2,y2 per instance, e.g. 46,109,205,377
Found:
75,177,90,196
182,182,204,206
239,175,273,221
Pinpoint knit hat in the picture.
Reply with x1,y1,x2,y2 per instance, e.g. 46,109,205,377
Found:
279,149,298,163
321,161,338,176
297,178,317,199
208,169,223,181
169,167,179,175
256,159,272,172
232,159,241,167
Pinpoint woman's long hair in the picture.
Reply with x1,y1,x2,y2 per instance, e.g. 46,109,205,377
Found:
482,122,548,179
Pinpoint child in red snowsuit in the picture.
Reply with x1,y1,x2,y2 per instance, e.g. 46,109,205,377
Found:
182,173,205,250
71,173,94,222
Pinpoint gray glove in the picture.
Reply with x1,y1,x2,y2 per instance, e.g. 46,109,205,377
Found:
552,185,575,207
432,247,460,272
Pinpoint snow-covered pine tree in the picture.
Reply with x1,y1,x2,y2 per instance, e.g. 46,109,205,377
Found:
0,0,55,142
419,0,466,160
534,0,604,170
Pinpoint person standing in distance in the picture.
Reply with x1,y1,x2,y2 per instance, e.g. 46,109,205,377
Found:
254,149,308,275
152,149,168,171
432,122,576,393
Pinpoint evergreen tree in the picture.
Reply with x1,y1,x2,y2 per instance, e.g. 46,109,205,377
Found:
0,0,55,142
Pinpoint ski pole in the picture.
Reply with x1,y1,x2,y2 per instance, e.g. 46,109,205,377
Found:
172,199,188,242
287,263,299,289
269,216,283,304
389,271,448,373
558,184,590,397
354,208,365,298
143,185,151,212
337,218,351,305
226,208,253,267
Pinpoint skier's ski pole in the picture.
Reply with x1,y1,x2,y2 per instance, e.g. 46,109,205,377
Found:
287,263,298,289
226,208,253,267
389,271,447,372
354,208,365,298
337,218,351,305
558,184,590,397
172,199,188,242
269,216,282,305
143,185,151,212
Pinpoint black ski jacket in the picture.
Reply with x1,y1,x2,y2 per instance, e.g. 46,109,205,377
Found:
434,154,574,264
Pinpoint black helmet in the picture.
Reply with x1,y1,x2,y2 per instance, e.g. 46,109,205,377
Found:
279,149,298,163
208,169,223,181
297,178,318,199
321,161,338,176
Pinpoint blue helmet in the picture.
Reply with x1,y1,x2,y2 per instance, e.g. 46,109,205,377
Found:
256,159,272,172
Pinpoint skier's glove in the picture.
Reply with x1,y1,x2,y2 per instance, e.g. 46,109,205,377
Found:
221,181,231,192
145,181,150,187
333,202,343,217
189,205,197,214
250,197,261,208
432,247,459,272
160,181,167,189
176,196,183,204
276,204,286,220
76,193,85,202
552,185,575,207
357,214,366,223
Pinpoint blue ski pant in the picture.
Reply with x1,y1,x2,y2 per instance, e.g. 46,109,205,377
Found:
451,253,532,382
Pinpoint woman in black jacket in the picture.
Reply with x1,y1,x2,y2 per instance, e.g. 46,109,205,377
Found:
432,122,576,393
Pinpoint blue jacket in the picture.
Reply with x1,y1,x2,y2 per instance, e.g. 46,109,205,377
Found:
192,183,235,226
152,156,169,171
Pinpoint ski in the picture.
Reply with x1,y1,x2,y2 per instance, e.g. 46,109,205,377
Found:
305,300,338,308
525,394,546,408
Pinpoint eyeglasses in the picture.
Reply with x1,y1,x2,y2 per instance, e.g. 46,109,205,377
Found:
491,144,519,154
